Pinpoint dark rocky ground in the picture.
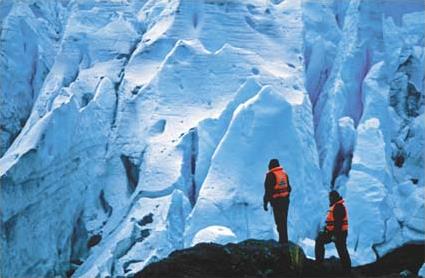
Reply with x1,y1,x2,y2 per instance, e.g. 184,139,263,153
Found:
136,240,424,278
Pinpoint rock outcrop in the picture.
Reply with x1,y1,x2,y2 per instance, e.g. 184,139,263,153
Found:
137,239,425,278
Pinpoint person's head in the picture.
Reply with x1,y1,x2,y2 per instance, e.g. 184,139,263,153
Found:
268,158,280,170
329,190,341,205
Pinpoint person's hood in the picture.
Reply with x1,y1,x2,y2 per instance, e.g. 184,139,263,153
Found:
329,190,342,206
330,196,343,206
268,159,280,170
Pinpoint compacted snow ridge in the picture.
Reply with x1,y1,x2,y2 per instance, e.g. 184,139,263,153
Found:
0,0,424,277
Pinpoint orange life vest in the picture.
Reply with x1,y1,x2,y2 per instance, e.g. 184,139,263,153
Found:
268,166,289,199
326,199,348,232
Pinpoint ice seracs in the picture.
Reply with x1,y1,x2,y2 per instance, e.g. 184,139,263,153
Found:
185,86,327,248
0,0,423,277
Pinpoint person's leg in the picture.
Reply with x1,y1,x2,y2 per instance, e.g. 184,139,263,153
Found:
272,202,282,242
281,198,289,244
334,232,351,272
315,232,332,263
272,201,284,243
273,199,290,266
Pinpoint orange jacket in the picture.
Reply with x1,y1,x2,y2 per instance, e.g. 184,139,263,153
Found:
326,199,348,232
268,167,290,199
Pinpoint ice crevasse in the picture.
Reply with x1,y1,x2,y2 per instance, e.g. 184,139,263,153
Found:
0,0,424,277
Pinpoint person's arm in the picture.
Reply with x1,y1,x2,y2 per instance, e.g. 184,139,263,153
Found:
333,203,345,235
263,172,275,209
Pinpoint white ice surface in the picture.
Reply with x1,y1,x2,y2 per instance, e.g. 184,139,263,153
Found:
0,0,424,277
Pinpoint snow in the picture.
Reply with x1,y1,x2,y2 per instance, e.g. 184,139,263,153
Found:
73,189,191,277
192,226,237,246
0,1,69,156
301,0,424,266
419,263,425,278
185,85,326,247
345,170,389,264
0,0,424,277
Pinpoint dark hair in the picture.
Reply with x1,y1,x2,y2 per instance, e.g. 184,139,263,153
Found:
268,159,280,170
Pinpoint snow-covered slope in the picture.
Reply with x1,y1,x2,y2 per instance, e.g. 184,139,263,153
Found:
0,0,424,277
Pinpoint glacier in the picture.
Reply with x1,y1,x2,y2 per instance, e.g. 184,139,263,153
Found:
0,0,424,277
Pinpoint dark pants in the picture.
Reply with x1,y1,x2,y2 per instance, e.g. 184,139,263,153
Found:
271,197,289,244
315,231,351,271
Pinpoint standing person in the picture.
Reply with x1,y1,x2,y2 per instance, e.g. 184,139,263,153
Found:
263,158,291,244
315,190,352,272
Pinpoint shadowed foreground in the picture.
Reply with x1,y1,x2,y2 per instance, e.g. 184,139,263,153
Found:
136,240,424,278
